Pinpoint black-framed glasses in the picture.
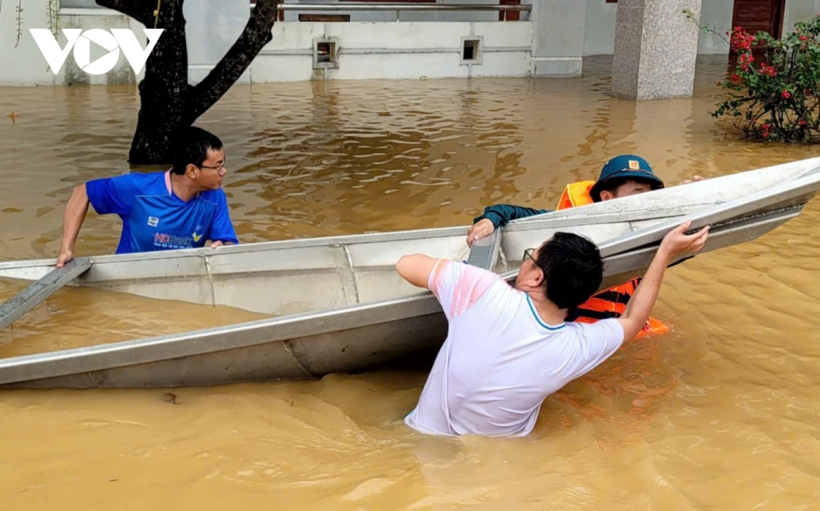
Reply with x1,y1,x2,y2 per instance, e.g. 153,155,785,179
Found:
198,160,226,172
523,248,537,263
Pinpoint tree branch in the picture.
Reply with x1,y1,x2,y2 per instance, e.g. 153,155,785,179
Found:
96,0,156,27
183,0,279,125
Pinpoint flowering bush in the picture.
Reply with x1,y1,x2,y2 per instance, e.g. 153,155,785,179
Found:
712,17,820,143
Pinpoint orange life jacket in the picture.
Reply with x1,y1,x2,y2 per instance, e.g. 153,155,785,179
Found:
556,182,668,338
556,181,596,210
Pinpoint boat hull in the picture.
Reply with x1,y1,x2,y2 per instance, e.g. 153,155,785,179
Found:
1,158,820,388
0,201,809,389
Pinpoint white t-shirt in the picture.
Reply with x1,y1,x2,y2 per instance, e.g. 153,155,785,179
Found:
405,260,626,438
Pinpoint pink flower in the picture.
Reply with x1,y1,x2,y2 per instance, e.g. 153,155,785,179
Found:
782,90,792,99
730,27,757,52
759,64,777,77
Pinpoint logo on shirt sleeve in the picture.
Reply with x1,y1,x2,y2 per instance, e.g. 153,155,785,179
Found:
147,216,159,227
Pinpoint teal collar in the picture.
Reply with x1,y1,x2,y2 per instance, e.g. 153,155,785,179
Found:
526,295,566,331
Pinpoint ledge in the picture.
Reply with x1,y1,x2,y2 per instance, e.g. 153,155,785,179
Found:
59,7,121,16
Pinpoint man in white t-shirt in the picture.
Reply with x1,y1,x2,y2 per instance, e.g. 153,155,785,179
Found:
395,221,709,437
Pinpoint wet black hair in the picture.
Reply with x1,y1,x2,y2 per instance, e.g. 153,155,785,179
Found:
171,126,223,175
535,232,604,309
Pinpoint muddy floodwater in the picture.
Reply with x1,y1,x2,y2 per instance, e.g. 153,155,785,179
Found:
1,56,820,510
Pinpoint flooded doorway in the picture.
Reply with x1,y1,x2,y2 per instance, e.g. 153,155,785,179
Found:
731,0,786,41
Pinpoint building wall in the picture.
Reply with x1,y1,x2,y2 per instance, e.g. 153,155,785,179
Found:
526,0,586,76
60,0,522,22
186,0,252,84
697,0,733,54
693,0,820,54
2,1,534,85
784,0,820,33
0,3,145,86
9,0,819,85
583,0,617,57
253,21,532,82
584,0,820,56
280,0,513,22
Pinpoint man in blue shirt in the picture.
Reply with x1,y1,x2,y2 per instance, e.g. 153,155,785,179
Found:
56,126,238,267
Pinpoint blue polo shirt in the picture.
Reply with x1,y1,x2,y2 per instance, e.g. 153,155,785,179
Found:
86,171,238,254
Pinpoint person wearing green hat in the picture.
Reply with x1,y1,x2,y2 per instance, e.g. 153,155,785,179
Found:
465,154,702,337
466,155,701,245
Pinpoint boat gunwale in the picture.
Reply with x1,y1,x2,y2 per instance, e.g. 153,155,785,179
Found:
1,161,820,385
1,157,819,273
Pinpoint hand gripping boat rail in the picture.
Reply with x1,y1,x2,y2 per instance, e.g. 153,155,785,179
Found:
0,258,91,331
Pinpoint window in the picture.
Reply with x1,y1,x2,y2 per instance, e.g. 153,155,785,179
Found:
317,42,334,63
313,38,339,69
499,0,521,21
460,37,483,65
463,40,478,61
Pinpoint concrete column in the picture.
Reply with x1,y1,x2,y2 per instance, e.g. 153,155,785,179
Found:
525,0,587,77
612,0,702,100
184,0,251,84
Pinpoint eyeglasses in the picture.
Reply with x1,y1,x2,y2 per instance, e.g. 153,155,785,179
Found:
523,248,537,263
198,160,226,172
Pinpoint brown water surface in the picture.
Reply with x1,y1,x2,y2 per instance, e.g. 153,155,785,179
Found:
1,56,820,510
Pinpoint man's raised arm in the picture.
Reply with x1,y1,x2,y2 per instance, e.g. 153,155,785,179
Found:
617,221,709,341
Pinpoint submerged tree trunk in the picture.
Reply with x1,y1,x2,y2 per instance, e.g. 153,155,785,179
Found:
95,0,279,164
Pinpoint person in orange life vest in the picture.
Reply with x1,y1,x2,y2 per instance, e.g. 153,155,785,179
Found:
466,154,703,337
